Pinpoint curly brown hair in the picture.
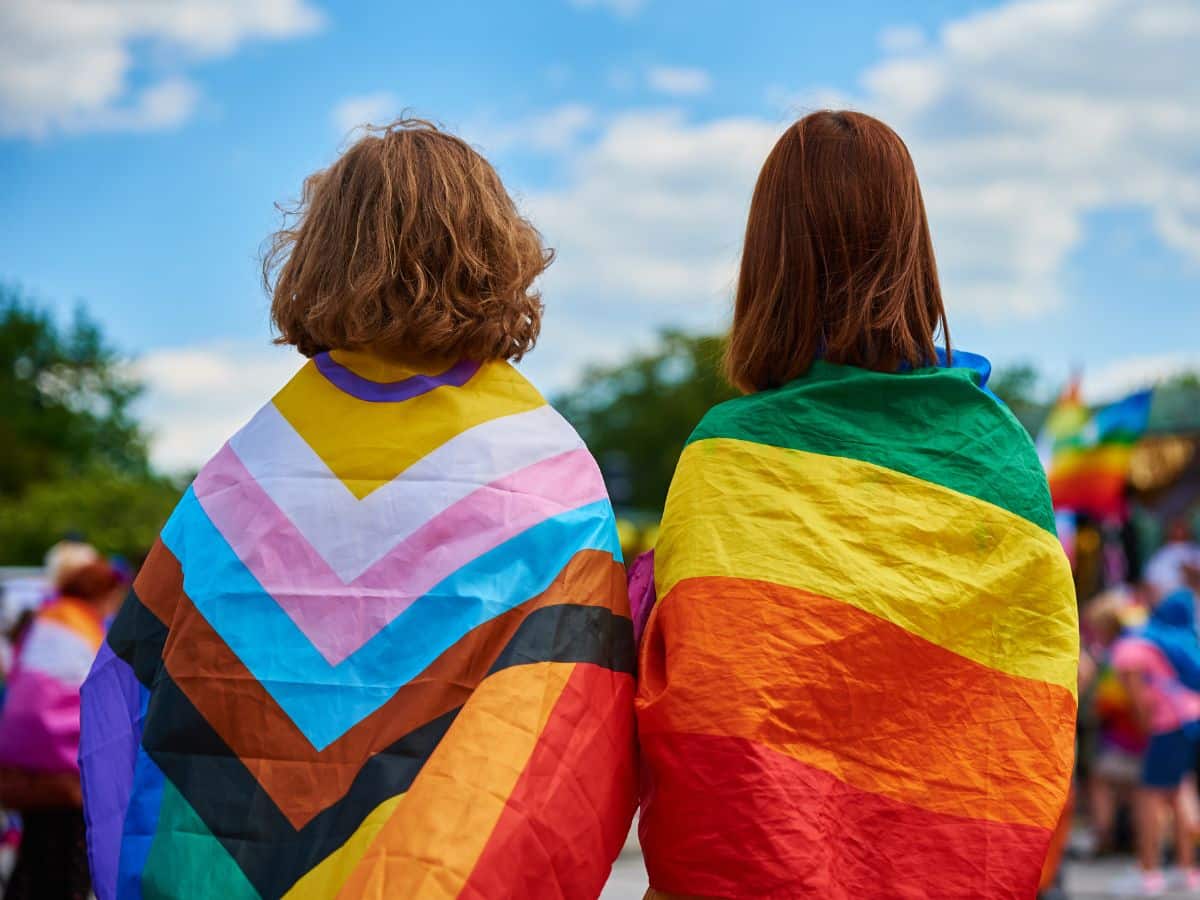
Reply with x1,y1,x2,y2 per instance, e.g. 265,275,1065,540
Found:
264,118,553,360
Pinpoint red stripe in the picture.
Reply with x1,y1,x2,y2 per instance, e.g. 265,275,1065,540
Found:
640,732,1050,900
460,664,637,900
1049,469,1127,517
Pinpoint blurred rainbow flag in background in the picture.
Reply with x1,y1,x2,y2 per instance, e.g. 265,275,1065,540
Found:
1041,380,1153,520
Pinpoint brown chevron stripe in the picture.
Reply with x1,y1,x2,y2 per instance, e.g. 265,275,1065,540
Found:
132,538,628,829
109,592,634,900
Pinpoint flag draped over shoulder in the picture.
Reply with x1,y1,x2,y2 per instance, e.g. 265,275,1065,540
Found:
80,350,636,900
1043,382,1153,519
637,358,1078,900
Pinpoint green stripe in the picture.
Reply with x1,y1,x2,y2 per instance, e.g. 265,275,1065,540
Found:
141,781,261,900
689,361,1055,532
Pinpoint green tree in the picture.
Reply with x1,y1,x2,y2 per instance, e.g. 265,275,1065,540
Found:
0,286,149,496
0,285,181,564
555,331,738,512
989,363,1049,434
1149,371,1200,433
0,467,180,565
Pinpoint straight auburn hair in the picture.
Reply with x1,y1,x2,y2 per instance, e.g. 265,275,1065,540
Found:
725,110,949,393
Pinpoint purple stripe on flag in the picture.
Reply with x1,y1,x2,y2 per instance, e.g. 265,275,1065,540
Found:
80,641,145,900
314,353,480,402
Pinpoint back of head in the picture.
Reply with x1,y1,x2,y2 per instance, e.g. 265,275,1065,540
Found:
1083,590,1129,645
58,560,123,605
45,540,100,591
726,110,948,393
265,119,552,361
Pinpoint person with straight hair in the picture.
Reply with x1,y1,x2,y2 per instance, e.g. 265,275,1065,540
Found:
635,110,1078,898
79,119,636,900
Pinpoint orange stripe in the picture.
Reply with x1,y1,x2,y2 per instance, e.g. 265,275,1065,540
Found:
636,576,1076,829
460,664,637,899
336,662,575,899
40,598,104,650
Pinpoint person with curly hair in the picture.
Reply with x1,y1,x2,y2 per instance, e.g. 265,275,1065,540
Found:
80,120,636,900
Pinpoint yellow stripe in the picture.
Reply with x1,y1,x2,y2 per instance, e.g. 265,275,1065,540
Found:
1050,443,1133,478
658,438,1077,692
328,348,457,381
273,359,545,499
336,662,574,899
282,794,405,899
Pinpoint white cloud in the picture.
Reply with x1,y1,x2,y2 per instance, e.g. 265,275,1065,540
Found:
526,109,781,327
846,0,1200,317
331,92,399,136
77,78,200,134
646,66,712,97
133,341,303,471
878,24,926,54
464,103,596,155
128,0,1200,459
1081,353,1200,404
531,0,1200,340
567,0,645,17
0,0,323,138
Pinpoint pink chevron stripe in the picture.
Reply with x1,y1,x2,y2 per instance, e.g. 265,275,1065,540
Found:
193,445,607,665
0,668,85,773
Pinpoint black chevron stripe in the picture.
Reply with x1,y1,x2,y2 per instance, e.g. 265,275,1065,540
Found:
107,591,634,899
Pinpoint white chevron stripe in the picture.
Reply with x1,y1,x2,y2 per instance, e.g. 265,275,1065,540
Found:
20,619,96,688
225,403,583,583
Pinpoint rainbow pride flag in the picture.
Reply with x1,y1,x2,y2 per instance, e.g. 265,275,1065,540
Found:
1043,382,1153,519
80,350,636,900
637,358,1078,898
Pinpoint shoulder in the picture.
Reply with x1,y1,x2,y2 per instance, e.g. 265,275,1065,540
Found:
687,363,1052,531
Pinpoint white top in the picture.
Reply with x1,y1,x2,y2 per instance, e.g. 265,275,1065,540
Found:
1145,541,1200,597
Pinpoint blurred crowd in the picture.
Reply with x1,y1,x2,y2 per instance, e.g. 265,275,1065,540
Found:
0,515,1196,899
1071,517,1200,896
0,540,130,899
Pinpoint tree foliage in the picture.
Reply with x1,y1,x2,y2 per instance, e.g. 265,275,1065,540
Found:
555,331,738,512
0,286,181,564
989,362,1049,434
0,467,180,565
1148,371,1200,434
0,286,149,496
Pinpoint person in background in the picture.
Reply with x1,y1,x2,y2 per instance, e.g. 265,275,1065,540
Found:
1145,518,1200,601
42,542,100,595
1085,589,1149,855
0,559,127,900
1112,588,1200,895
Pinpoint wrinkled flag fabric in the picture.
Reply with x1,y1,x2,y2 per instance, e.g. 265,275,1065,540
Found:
80,350,636,900
0,596,104,775
637,357,1078,899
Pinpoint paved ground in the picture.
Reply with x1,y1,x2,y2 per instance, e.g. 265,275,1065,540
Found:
600,851,1200,898
1060,857,1200,898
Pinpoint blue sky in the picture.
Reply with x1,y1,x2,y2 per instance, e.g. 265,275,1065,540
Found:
2,0,1198,469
